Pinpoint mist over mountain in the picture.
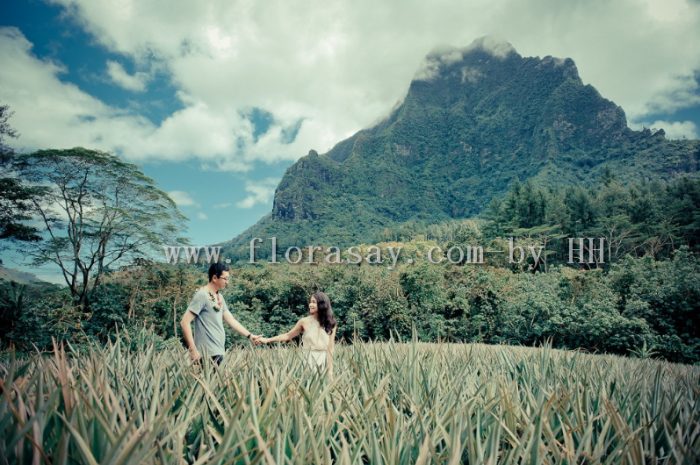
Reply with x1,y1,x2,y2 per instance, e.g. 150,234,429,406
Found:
224,37,699,257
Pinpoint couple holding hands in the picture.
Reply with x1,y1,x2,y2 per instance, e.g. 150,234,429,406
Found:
180,263,337,375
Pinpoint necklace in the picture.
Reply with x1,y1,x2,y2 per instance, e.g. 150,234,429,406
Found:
207,289,222,312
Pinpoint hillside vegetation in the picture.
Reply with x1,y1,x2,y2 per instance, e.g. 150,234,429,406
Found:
223,39,699,256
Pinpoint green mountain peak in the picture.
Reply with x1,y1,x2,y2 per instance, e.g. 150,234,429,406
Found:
224,39,698,258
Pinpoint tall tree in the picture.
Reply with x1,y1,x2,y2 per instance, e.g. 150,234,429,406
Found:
0,104,18,159
0,105,44,251
14,148,187,307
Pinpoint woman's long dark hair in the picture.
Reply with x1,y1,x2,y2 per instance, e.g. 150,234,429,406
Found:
313,291,336,334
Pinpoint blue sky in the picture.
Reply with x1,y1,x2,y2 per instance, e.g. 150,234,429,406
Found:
1,0,700,279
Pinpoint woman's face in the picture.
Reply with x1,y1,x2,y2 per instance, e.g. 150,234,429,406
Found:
308,296,318,314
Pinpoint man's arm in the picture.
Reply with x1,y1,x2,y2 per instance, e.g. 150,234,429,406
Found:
180,310,201,361
223,311,259,340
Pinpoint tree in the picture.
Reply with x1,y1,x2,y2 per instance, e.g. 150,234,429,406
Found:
13,148,187,308
0,104,18,159
0,105,44,251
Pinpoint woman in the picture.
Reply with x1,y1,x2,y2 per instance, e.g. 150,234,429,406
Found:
259,291,337,376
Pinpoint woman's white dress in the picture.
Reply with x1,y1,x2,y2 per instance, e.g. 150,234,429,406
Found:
301,316,330,369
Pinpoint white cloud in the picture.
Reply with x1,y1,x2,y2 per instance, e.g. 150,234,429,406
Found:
3,0,700,172
213,202,232,209
640,74,700,115
236,178,279,209
196,212,208,220
461,67,483,84
0,28,260,170
630,120,698,139
0,28,151,151
465,36,515,59
168,190,198,207
106,60,149,91
415,38,515,81
641,0,690,22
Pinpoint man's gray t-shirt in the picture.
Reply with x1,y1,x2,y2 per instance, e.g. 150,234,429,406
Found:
187,288,230,356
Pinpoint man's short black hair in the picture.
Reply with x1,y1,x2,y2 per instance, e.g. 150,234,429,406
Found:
208,262,230,282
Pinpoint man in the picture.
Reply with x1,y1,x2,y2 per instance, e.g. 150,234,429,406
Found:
180,262,260,365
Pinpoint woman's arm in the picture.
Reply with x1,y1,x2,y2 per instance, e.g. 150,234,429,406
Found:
262,319,304,343
327,326,337,379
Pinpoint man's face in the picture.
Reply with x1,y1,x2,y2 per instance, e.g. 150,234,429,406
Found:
213,271,230,291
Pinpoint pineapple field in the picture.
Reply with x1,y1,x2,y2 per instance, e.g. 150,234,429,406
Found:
1,334,698,464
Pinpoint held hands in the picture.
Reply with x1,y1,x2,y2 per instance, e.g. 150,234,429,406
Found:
246,334,274,345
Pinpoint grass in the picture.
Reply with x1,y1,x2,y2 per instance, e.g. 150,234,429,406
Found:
1,334,698,464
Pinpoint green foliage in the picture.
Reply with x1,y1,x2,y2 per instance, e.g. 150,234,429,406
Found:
0,280,82,350
4,173,700,362
11,148,187,308
608,247,700,362
0,177,45,245
484,176,700,267
85,283,130,339
4,240,699,362
0,105,44,249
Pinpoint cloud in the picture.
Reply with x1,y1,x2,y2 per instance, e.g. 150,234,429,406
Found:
630,120,698,139
196,212,208,220
415,38,515,81
168,190,198,207
0,28,147,152
2,0,699,171
213,202,232,209
106,60,149,91
464,36,515,59
47,0,699,118
236,178,279,209
640,74,700,115
0,28,312,171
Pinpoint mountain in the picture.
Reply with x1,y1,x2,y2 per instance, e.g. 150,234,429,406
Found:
224,37,699,258
0,265,46,285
